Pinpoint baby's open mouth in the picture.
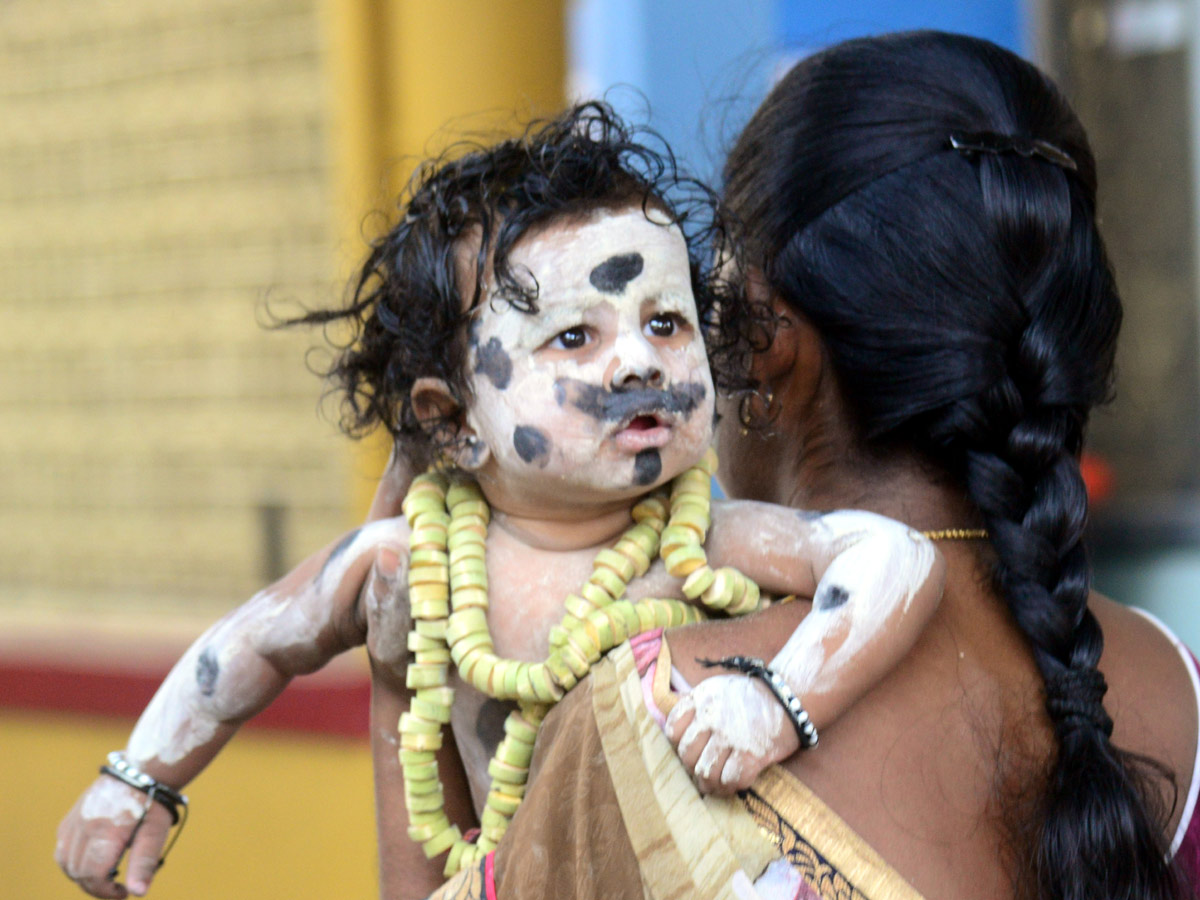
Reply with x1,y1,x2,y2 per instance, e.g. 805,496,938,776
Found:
626,414,661,431
613,412,672,452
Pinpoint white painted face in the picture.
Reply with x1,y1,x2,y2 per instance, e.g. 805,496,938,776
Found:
464,207,715,505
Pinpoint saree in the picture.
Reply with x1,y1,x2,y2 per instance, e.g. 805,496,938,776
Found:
428,640,923,900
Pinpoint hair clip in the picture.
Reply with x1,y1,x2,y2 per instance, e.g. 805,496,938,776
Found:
949,131,1078,172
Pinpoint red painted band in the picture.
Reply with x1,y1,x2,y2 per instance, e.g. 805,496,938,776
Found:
0,661,370,738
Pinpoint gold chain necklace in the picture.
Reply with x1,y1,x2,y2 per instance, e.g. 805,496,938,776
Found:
397,448,764,876
920,528,989,541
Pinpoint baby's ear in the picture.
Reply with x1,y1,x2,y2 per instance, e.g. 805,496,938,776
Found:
410,378,490,471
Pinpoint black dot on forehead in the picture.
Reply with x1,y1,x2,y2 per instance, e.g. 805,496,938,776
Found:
589,253,644,294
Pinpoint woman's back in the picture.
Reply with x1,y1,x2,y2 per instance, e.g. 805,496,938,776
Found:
669,565,1198,899
714,28,1195,899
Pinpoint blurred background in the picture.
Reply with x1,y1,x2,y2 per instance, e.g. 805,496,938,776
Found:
2,0,1197,896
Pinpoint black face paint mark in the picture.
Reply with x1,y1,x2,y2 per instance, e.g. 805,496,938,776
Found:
634,449,662,486
554,378,707,422
461,437,488,469
196,647,219,697
816,584,850,611
476,698,517,756
512,426,550,466
473,337,512,390
318,527,361,581
589,253,644,294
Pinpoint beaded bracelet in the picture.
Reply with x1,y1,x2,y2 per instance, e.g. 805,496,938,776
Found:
699,655,819,749
98,752,190,878
100,752,188,825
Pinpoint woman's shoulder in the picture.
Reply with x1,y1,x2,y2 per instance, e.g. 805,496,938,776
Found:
1091,594,1200,839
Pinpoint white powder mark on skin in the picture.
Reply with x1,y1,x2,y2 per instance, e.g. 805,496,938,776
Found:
127,629,227,764
710,502,937,697
304,519,406,609
80,778,146,824
670,674,785,766
770,511,937,695
721,754,745,787
128,518,409,765
463,208,714,501
685,504,939,789
695,736,723,780
256,519,406,664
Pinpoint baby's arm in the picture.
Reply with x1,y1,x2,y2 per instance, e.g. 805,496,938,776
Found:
55,519,410,899
666,501,945,793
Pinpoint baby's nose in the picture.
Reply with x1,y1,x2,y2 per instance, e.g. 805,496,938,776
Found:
613,364,664,390
605,331,666,390
606,356,664,390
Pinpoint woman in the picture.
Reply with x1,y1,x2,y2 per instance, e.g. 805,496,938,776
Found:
432,30,1200,900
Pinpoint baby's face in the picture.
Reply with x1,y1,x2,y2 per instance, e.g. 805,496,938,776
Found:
464,206,715,505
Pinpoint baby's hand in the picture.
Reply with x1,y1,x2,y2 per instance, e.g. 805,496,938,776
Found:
56,777,172,898
665,674,799,795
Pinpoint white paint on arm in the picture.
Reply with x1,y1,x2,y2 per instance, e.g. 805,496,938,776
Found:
126,518,410,769
79,777,147,825
769,510,940,701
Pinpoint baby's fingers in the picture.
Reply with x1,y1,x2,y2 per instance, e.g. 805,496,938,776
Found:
71,834,130,899
123,804,173,896
665,696,696,747
720,751,767,794
694,740,735,795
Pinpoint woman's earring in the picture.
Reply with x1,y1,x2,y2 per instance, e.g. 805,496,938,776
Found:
738,386,776,436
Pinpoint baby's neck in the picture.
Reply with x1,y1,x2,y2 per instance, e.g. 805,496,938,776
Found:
488,502,637,553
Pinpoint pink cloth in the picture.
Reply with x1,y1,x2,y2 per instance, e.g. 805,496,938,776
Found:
629,627,664,673
630,629,668,727
484,851,497,900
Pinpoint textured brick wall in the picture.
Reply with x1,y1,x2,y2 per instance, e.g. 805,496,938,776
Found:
0,0,355,613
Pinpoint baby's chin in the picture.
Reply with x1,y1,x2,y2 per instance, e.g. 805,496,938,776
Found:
486,429,713,499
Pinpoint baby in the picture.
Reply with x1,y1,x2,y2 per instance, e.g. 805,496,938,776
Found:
56,103,944,900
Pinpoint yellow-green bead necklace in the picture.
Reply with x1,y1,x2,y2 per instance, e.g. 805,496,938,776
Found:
397,448,764,876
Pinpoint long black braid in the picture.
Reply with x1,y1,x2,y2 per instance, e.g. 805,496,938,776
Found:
724,30,1188,900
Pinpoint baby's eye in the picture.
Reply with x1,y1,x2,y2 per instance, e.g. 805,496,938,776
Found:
551,326,589,350
646,313,685,338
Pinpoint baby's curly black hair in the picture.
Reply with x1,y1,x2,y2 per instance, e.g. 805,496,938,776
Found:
293,101,753,463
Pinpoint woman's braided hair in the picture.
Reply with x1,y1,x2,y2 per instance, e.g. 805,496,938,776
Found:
724,30,1187,900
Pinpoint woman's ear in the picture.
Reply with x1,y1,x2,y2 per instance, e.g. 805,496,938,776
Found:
410,377,491,471
743,271,825,420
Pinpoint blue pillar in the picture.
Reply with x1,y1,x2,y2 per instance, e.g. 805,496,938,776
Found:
568,1,1026,185
776,0,1025,56
568,0,776,183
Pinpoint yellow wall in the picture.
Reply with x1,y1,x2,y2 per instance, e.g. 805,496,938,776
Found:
0,0,566,608
0,0,350,614
6,711,376,899
2,1,564,897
